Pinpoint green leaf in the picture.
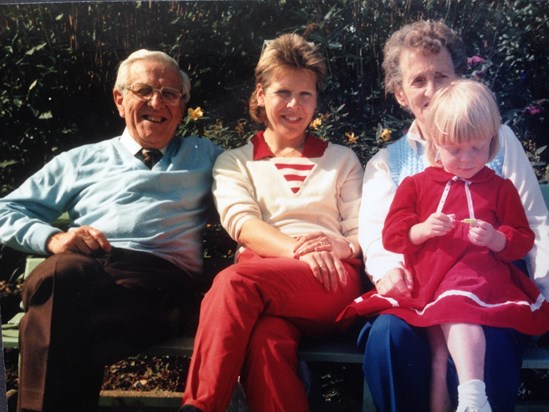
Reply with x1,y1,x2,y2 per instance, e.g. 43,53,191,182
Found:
28,79,39,92
25,43,47,56
38,111,53,120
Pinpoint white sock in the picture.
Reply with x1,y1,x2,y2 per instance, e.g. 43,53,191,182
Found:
456,379,491,412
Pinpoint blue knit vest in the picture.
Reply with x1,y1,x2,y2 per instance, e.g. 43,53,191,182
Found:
387,134,504,186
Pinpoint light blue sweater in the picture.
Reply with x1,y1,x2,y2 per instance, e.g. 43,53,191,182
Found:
0,134,222,276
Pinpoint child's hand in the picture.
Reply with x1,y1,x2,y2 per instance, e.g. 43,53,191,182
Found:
422,212,455,236
409,212,454,245
467,219,506,252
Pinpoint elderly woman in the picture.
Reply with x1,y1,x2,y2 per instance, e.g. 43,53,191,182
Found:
356,20,549,412
180,33,364,412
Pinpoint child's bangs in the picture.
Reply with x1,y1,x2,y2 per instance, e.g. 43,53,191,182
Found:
431,92,499,146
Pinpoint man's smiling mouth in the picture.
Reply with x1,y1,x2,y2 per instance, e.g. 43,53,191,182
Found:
143,115,166,123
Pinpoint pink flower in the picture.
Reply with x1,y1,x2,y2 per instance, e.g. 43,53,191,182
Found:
525,105,544,116
467,56,485,65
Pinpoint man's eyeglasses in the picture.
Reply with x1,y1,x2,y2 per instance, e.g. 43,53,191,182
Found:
126,83,184,106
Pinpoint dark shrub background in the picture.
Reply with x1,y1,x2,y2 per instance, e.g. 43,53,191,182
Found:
0,1,547,406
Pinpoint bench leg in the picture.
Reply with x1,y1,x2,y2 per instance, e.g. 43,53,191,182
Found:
363,378,375,411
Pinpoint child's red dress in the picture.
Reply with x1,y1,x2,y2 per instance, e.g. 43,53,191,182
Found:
338,166,549,335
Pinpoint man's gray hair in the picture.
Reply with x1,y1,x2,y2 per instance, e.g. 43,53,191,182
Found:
115,49,191,103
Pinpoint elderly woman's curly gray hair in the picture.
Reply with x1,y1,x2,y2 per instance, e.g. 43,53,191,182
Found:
382,20,467,95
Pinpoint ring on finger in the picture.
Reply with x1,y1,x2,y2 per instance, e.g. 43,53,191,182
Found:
318,241,323,246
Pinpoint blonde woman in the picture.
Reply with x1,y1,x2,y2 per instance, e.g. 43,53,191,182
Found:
180,33,363,412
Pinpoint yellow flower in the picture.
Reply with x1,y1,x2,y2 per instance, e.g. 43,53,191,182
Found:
188,107,204,121
345,131,358,144
234,120,245,136
380,128,392,142
310,117,322,130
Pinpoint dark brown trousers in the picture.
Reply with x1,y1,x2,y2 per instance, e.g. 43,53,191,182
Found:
17,248,196,412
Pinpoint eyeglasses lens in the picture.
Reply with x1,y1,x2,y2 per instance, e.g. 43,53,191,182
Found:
129,83,182,105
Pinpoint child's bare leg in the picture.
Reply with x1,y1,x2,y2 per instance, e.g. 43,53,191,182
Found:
441,323,491,412
427,326,452,412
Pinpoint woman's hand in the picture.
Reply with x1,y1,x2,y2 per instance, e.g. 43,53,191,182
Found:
375,267,413,298
298,250,348,292
46,226,111,255
293,232,353,260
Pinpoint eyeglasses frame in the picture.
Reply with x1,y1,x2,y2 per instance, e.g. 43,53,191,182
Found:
125,83,185,106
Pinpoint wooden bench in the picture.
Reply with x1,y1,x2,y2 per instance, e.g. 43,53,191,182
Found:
1,266,372,411
2,184,549,411
4,314,549,411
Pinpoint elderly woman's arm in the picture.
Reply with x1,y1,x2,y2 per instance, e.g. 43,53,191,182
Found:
499,125,549,299
358,148,405,281
358,148,415,297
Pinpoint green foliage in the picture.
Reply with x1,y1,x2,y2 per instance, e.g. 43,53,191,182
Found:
0,0,547,195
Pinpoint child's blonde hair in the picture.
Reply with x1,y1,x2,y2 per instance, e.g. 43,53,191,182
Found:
426,79,500,165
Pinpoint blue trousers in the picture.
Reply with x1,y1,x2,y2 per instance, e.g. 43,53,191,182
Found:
361,314,524,412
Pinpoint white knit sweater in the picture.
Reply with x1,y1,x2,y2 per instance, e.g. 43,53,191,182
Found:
213,133,364,244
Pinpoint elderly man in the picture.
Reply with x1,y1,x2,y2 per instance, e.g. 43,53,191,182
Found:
0,49,222,412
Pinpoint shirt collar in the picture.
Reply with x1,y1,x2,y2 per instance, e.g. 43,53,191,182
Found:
406,120,425,151
251,130,328,160
426,165,496,183
120,128,167,155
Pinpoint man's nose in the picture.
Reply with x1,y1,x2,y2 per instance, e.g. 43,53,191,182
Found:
149,91,167,108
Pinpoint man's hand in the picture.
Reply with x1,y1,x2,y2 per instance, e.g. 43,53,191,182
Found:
46,226,111,255
375,267,413,298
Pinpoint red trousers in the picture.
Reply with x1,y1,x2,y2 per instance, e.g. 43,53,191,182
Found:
183,251,362,412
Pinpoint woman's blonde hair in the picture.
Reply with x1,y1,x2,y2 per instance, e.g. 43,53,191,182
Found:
115,49,191,104
249,33,327,124
426,79,500,165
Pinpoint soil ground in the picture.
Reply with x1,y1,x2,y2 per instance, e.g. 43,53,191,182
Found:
4,345,549,412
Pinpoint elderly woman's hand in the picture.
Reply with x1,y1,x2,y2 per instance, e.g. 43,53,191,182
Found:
375,267,413,298
297,250,348,292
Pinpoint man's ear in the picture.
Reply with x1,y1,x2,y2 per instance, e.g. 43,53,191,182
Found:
113,89,125,118
178,102,186,123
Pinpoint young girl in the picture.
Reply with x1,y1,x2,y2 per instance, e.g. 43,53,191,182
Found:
338,79,549,412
